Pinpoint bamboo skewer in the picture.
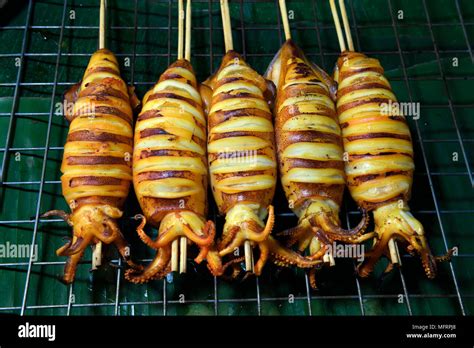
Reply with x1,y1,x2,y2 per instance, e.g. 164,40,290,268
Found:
220,0,234,52
278,0,291,40
329,0,400,265
170,0,192,274
171,239,179,272
172,0,183,273
178,0,194,274
244,240,254,273
177,0,184,60
92,237,102,270
99,0,106,50
180,236,188,273
244,242,254,272
92,0,107,271
388,238,402,266
329,0,347,52
185,0,191,61
338,0,354,51
219,0,254,272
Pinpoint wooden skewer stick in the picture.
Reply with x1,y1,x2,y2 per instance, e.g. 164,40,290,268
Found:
244,242,253,272
92,0,107,271
278,0,291,40
185,0,192,61
178,0,184,60
92,240,102,270
244,240,254,273
329,0,346,52
99,0,106,50
171,240,179,272
330,0,400,265
180,237,187,273
338,0,354,51
219,0,253,272
220,0,234,52
171,0,189,274
388,238,401,265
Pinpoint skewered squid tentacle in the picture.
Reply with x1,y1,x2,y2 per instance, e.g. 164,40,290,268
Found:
217,225,240,250
125,247,172,284
263,235,323,272
335,51,453,278
126,216,218,283
126,208,216,283
218,205,275,256
309,206,370,243
357,202,453,278
129,59,219,282
41,49,140,283
217,205,274,263
41,210,73,226
218,205,321,275
194,220,216,263
61,250,86,284
133,213,215,250
204,247,225,276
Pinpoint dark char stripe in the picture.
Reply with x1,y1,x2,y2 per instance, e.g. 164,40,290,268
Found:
349,152,413,160
67,156,129,166
69,176,124,187
139,149,201,159
337,97,393,114
136,170,196,182
74,106,131,123
146,92,199,108
345,132,411,142
79,84,128,102
67,130,132,145
349,170,411,184
285,158,344,171
286,130,342,146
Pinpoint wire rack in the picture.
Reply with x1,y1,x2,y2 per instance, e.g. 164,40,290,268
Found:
0,0,473,316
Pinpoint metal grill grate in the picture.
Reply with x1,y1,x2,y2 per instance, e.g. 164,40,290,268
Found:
0,0,473,316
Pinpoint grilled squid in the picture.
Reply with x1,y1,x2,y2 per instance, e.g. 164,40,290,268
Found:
125,59,222,284
266,40,369,265
41,49,141,283
335,51,452,278
201,51,319,275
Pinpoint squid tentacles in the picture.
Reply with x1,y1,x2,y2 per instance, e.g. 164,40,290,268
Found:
356,203,454,278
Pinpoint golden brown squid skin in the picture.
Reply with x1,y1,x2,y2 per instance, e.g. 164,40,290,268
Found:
335,51,450,278
125,59,221,284
202,51,320,275
265,40,369,261
42,49,141,284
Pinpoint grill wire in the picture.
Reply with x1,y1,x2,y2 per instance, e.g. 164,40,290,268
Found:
0,0,472,316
